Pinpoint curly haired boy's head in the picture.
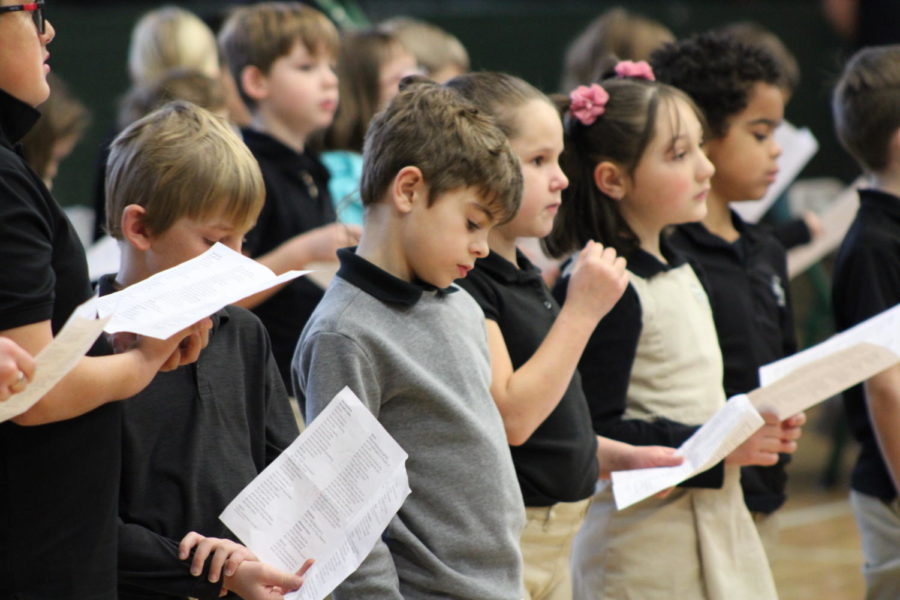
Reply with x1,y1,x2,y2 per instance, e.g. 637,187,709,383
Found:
650,32,782,138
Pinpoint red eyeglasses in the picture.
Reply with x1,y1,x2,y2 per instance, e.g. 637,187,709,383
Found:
0,2,46,35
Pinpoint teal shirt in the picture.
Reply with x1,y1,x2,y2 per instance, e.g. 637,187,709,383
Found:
321,150,364,226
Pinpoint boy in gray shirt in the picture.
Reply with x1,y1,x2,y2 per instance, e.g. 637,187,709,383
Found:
293,78,525,599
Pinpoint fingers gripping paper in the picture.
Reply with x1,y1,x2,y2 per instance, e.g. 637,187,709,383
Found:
220,387,411,600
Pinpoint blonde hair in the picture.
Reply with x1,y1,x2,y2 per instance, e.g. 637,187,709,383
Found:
117,68,227,130
128,6,220,86
105,101,264,239
218,2,339,110
561,8,673,92
380,17,469,80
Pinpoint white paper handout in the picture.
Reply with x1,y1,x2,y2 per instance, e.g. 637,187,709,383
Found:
96,243,308,339
611,395,763,510
611,303,900,510
0,297,110,424
732,122,819,224
220,386,411,600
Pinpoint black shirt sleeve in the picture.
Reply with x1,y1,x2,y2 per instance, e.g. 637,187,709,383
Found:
771,218,811,250
118,520,225,600
553,277,724,488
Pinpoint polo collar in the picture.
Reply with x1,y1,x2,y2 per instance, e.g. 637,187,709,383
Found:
626,234,687,278
859,188,900,221
475,248,543,285
675,210,760,251
0,88,40,148
336,247,458,307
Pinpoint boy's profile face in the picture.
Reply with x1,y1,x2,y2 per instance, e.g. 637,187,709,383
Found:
142,211,250,275
257,41,338,139
0,0,54,107
705,82,784,203
400,186,495,289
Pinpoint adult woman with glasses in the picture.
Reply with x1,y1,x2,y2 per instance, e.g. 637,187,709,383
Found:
0,4,208,598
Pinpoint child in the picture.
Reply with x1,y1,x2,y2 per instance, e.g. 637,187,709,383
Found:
831,44,900,599
447,71,682,600
380,17,470,83
651,32,801,552
320,28,419,225
294,78,525,599
544,65,801,599
218,2,362,390
103,100,306,600
0,8,206,598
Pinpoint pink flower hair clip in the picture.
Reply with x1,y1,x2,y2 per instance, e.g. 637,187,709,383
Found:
569,84,609,126
614,60,656,81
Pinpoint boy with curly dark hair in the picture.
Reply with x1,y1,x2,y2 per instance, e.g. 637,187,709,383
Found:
651,31,801,558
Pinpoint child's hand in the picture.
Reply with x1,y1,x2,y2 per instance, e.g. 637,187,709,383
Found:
178,531,258,584
223,558,314,600
597,437,682,479
564,240,628,324
125,317,213,372
289,223,362,265
726,411,798,466
0,337,35,401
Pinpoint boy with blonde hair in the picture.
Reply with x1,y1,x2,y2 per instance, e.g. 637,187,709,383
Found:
104,101,305,600
294,79,526,599
219,2,361,389
831,45,900,600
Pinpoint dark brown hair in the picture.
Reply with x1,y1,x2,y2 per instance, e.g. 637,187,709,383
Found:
832,44,900,173
360,77,522,225
544,77,704,258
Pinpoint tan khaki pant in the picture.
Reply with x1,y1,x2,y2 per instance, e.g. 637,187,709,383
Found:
521,498,591,600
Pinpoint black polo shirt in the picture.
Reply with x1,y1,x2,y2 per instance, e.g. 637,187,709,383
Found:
241,128,336,389
0,88,119,599
552,240,724,489
456,249,599,506
832,188,900,501
670,213,795,513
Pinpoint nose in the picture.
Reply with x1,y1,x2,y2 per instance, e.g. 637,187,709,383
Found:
771,137,783,160
42,19,55,44
324,64,338,88
470,235,489,258
697,148,715,181
553,162,569,191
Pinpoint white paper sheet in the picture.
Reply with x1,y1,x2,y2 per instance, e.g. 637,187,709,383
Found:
0,297,110,423
86,234,121,281
786,180,861,278
220,387,410,600
732,122,819,223
611,303,900,510
612,394,763,510
759,303,900,387
96,243,309,339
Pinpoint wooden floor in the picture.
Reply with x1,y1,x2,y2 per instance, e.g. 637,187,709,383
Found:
769,401,865,599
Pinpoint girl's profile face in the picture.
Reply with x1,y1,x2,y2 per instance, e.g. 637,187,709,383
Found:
0,1,55,107
503,99,569,240
620,96,715,236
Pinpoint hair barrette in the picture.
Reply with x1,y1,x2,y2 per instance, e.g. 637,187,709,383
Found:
614,60,655,81
569,84,609,126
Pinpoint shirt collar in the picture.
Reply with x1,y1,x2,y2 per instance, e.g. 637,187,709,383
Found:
626,234,687,278
858,187,900,221
336,247,458,307
475,248,543,285
0,88,41,148
240,128,325,170
675,210,760,250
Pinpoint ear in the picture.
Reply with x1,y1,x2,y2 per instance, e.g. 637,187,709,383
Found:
120,205,154,251
390,166,426,214
240,65,269,103
593,161,628,200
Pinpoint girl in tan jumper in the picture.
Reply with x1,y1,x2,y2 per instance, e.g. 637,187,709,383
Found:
545,61,803,599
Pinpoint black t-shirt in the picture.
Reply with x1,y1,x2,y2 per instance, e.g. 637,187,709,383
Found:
456,249,599,506
670,213,796,514
0,88,119,599
241,129,336,390
832,188,900,501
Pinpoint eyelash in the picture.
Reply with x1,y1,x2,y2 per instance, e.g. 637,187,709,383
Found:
466,220,481,232
531,156,544,167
